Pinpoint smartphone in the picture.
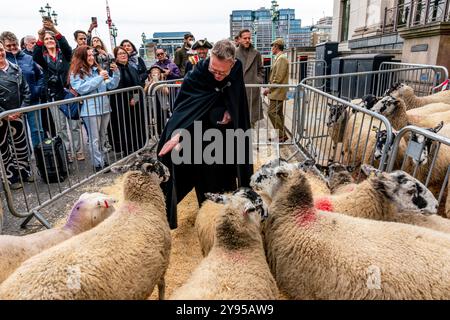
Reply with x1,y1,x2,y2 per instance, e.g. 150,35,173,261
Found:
91,17,98,24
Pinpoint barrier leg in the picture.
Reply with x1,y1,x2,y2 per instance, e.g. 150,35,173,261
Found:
20,211,52,229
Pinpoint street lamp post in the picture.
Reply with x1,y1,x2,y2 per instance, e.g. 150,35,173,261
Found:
270,0,280,42
39,3,58,25
141,32,147,61
252,19,258,51
110,23,118,47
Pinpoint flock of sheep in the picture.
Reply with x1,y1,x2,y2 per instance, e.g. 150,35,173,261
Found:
1,143,450,299
327,83,450,218
0,83,450,300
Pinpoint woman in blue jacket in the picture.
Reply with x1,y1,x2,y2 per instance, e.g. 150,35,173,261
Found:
69,46,120,171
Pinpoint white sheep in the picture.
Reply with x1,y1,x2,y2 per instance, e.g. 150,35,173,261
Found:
196,199,222,257
171,188,278,300
0,192,116,285
252,161,450,300
385,83,450,110
314,164,438,220
313,165,450,233
0,154,172,300
372,95,450,130
196,159,330,258
373,125,450,216
312,162,450,233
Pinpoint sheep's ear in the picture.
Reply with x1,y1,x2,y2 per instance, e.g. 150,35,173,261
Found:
315,163,328,172
275,167,290,179
96,197,117,208
301,159,316,168
243,202,257,216
205,193,228,204
111,163,132,174
361,164,382,178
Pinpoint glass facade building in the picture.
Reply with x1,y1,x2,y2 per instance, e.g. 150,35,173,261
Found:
230,7,308,56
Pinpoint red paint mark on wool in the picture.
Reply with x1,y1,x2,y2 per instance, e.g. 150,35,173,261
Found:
314,198,334,212
125,203,138,213
225,252,246,263
294,208,317,228
343,185,355,193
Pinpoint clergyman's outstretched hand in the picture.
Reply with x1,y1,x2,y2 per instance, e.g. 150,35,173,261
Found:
158,133,181,157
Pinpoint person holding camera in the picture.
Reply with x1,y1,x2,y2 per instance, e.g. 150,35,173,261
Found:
91,37,114,72
73,18,98,50
119,39,147,86
69,45,120,172
0,41,34,190
108,46,145,156
33,19,85,162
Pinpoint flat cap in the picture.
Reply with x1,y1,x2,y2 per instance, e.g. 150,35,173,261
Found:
271,38,285,47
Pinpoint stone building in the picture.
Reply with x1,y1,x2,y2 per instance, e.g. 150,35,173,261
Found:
331,0,450,71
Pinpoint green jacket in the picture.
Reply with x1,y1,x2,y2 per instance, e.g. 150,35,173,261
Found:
269,52,289,101
174,47,190,77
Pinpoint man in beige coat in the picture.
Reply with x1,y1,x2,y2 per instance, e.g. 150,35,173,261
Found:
236,29,265,125
264,38,289,142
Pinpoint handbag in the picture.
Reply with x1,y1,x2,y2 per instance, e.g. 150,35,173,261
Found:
59,87,82,120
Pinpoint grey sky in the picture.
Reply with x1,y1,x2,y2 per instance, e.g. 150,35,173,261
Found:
1,0,333,52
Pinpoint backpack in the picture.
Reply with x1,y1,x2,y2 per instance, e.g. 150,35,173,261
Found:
34,136,69,184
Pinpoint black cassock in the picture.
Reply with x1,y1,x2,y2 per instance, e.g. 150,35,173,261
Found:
157,58,253,229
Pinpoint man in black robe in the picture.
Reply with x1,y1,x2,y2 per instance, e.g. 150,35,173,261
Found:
157,39,253,229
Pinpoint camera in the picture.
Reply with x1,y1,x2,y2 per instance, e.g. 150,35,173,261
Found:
47,75,60,88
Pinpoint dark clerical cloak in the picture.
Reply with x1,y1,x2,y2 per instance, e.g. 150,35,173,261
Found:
157,57,253,229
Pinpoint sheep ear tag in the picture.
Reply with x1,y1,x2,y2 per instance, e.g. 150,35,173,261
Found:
97,197,117,208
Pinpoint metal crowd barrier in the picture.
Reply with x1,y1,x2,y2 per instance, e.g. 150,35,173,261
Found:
0,86,149,229
387,125,450,217
379,62,449,94
264,59,327,86
295,82,393,170
295,67,439,168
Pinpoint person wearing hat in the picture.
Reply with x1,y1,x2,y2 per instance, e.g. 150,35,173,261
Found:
236,29,265,126
263,38,289,142
185,38,212,74
154,48,181,81
174,33,195,77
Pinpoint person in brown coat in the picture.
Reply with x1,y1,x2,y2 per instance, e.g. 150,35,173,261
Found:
264,38,289,142
236,29,265,125
174,33,194,77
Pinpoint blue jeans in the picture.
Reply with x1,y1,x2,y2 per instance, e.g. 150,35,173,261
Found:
83,113,111,168
26,101,46,148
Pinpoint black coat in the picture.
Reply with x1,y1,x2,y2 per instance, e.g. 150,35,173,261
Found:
33,35,72,101
109,63,146,155
0,63,31,112
157,58,253,229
